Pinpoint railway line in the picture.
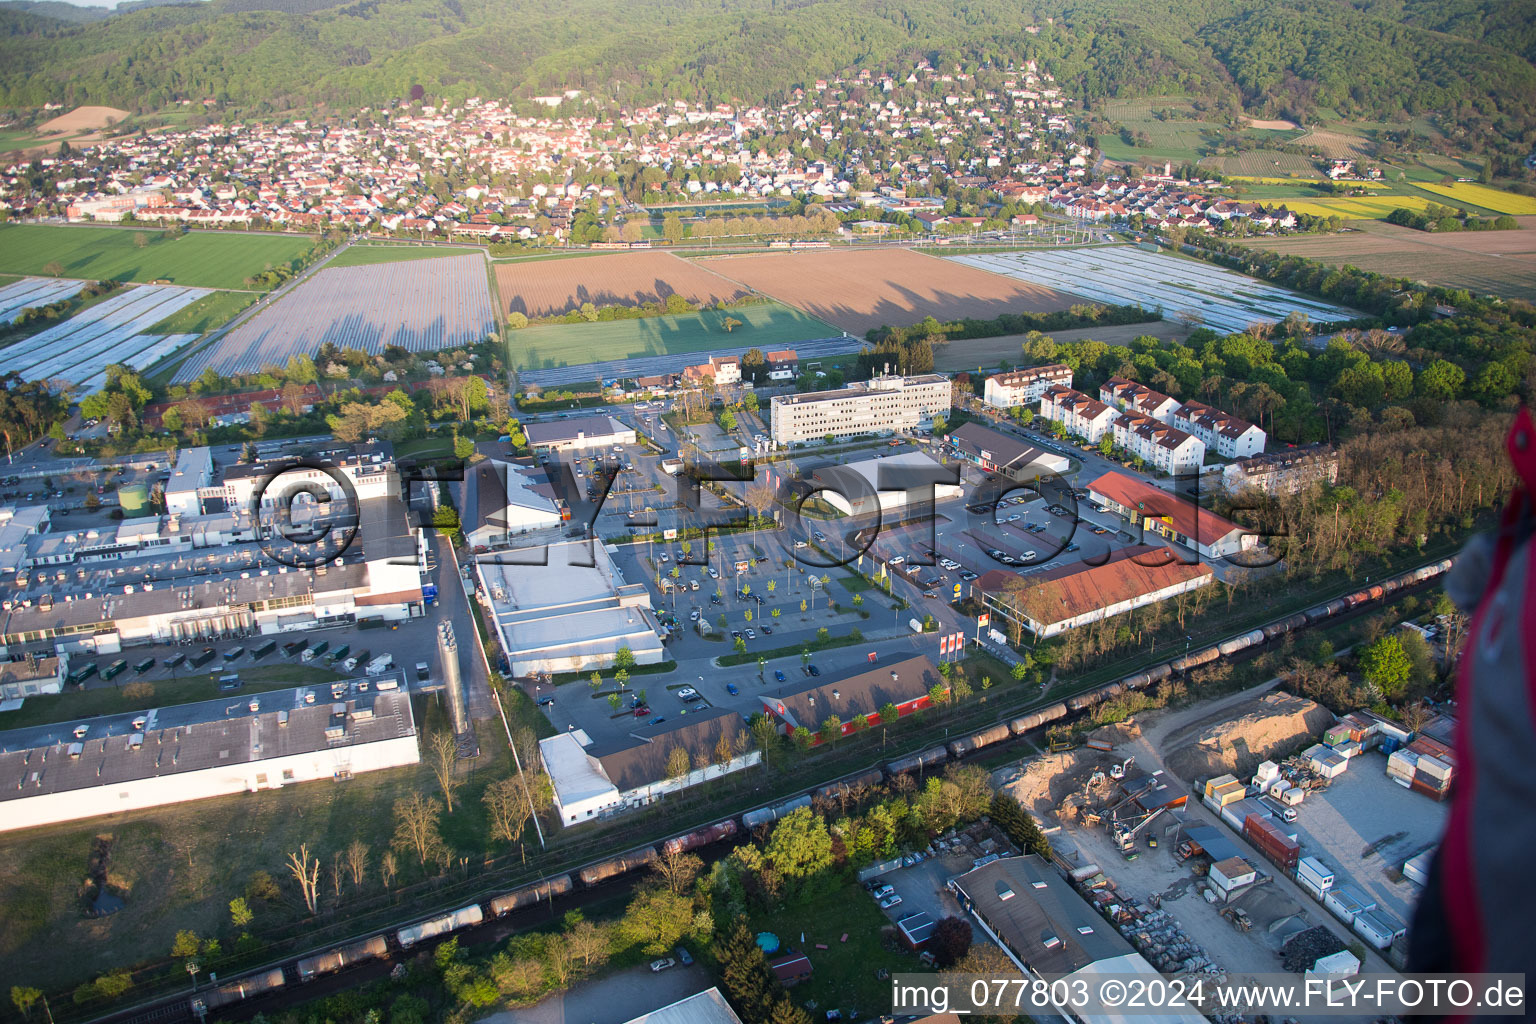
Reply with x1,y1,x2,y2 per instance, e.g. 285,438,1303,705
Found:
83,556,1454,1024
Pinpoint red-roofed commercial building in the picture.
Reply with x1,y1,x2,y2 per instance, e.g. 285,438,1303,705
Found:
1086,471,1256,561
974,546,1214,638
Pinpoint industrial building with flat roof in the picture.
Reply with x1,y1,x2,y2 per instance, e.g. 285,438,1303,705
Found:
540,708,757,824
0,679,419,833
477,539,665,677
947,421,1071,480
524,415,637,452
807,451,962,516
951,856,1208,1024
769,374,950,444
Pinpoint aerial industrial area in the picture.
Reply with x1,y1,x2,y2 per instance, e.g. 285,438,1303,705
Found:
1,4,1533,1023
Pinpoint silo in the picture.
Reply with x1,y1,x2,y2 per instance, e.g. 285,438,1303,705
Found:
437,621,468,736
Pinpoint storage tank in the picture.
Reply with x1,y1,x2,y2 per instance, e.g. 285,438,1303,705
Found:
118,483,150,517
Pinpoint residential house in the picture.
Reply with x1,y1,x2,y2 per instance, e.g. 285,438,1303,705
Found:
983,364,1072,409
1039,385,1117,443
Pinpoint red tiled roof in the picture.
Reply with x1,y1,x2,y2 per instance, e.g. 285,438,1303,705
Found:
1086,472,1242,547
979,545,1212,627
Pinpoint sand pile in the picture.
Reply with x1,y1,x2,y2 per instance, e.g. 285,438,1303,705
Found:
1165,692,1333,782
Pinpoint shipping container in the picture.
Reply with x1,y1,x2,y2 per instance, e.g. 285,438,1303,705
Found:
1297,856,1335,891
1403,849,1434,886
1243,813,1300,871
1323,885,1375,926
1415,754,1452,781
1352,909,1396,950
1409,774,1451,801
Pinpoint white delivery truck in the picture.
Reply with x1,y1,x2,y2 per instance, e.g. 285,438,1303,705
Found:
365,653,394,676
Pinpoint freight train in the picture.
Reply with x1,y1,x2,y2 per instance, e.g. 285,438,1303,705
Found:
178,558,1451,1018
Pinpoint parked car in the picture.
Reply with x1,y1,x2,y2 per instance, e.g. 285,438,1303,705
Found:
633,705,651,716
678,687,703,702
536,696,555,707
879,894,903,909
761,625,773,635
871,883,895,899
726,683,739,696
774,670,786,682
676,947,693,966
807,664,820,676
649,958,675,972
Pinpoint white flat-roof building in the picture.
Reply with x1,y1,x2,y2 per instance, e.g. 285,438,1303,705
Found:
807,451,963,516
478,540,665,677
524,415,636,452
0,681,419,833
983,364,1072,409
623,989,743,1024
541,708,757,825
770,374,950,444
164,446,214,515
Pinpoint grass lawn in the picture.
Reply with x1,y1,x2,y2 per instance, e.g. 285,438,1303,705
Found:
143,289,255,335
0,663,343,731
395,436,457,460
0,225,314,290
746,880,924,1014
507,301,838,371
0,697,542,999
328,244,486,268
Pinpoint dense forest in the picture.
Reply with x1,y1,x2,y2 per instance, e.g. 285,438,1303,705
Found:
1,0,1534,153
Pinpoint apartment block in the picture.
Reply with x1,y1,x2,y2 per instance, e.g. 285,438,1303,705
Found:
1112,413,1206,475
1173,400,1266,459
1100,376,1181,422
1038,385,1117,443
983,364,1072,409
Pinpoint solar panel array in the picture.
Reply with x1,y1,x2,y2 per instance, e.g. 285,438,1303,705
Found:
0,277,87,323
172,253,495,383
951,247,1359,335
0,284,210,392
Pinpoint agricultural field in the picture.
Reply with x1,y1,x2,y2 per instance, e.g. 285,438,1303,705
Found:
494,250,747,317
1278,194,1438,219
1244,220,1536,301
327,244,486,268
0,277,85,322
1414,182,1536,216
506,300,836,370
173,252,494,381
699,247,1078,336
952,246,1358,334
142,289,255,336
1200,150,1321,177
933,320,1193,373
0,284,205,391
0,226,314,291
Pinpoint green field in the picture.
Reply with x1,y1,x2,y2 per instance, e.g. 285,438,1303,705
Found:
0,225,315,290
143,289,255,335
327,244,486,268
507,300,838,370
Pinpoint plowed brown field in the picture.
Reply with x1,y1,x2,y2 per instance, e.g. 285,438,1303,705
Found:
698,247,1080,335
494,251,747,316
1244,219,1536,301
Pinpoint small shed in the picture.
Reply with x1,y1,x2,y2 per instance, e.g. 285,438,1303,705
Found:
768,953,813,987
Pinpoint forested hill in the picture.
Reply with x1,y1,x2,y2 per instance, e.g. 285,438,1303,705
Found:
1,0,1534,143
